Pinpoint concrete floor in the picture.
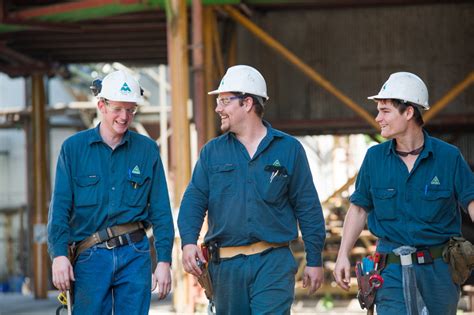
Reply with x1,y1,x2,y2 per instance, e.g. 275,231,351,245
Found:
0,292,472,315
0,292,366,315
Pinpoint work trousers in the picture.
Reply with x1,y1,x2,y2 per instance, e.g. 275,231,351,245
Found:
209,246,297,315
375,239,460,315
72,235,151,315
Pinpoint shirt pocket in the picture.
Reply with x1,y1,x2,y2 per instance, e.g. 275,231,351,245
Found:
418,188,452,222
263,175,289,204
371,188,397,220
209,164,236,196
124,173,151,207
73,175,100,207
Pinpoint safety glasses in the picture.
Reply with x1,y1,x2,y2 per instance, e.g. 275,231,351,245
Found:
215,95,245,107
104,100,138,115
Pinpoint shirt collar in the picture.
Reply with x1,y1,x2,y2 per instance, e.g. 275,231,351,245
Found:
87,123,131,146
227,120,284,141
385,129,433,158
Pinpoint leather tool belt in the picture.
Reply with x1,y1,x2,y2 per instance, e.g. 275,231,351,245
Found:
219,241,288,259
69,221,145,263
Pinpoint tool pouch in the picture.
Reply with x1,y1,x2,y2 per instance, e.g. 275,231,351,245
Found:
356,272,377,310
442,236,474,285
197,246,214,301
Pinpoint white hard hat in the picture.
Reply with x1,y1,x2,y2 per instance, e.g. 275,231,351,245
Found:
97,70,143,103
368,72,429,110
208,65,269,100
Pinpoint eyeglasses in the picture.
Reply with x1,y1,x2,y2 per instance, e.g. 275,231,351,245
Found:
104,100,138,115
215,96,244,107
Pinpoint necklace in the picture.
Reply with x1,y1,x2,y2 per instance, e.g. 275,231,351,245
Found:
396,144,424,157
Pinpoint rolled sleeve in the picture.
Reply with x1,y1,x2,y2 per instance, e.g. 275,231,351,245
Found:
349,154,373,213
454,153,474,210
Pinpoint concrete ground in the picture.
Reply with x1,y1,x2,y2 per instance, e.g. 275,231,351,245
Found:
0,292,472,315
0,292,364,315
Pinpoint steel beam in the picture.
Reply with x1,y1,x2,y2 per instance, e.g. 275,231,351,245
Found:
222,5,379,130
424,72,474,123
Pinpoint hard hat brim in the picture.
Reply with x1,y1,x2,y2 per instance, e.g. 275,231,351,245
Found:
208,89,221,95
367,94,384,100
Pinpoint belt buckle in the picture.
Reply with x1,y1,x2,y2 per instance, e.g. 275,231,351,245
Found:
105,235,124,249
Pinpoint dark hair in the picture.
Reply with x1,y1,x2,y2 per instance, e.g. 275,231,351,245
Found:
392,99,424,126
231,92,265,118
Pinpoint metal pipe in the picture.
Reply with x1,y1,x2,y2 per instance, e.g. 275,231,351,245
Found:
31,73,48,299
192,0,206,150
222,5,379,131
424,72,474,123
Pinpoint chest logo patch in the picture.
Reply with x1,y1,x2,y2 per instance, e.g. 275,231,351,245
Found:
430,176,440,185
132,165,141,175
272,160,281,167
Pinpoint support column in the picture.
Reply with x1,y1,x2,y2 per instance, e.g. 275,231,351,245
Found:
167,0,191,312
31,73,48,299
192,0,206,150
204,6,217,140
167,0,191,207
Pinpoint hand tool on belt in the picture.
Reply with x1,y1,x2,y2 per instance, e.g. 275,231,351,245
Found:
197,245,216,315
356,252,387,315
69,221,145,263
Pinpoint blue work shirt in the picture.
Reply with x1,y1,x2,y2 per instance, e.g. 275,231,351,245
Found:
351,130,474,247
178,121,326,266
47,124,174,262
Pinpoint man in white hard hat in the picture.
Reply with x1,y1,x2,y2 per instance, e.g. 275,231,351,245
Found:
178,65,326,313
334,72,474,314
47,70,174,314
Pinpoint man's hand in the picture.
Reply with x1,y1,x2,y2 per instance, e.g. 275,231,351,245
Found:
302,266,323,295
468,200,474,222
152,262,171,300
333,254,351,291
182,244,206,277
52,256,75,292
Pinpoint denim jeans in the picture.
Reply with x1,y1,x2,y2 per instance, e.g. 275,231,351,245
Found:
209,246,297,315
72,235,151,315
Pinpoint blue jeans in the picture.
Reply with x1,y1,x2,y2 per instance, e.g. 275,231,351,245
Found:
375,239,460,315
72,235,151,315
209,246,297,315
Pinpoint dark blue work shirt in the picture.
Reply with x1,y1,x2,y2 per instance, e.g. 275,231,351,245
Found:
351,130,474,247
178,121,326,266
47,124,174,262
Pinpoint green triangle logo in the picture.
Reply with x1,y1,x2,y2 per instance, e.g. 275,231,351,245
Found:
120,82,131,94
273,160,281,167
431,176,440,185
132,165,141,175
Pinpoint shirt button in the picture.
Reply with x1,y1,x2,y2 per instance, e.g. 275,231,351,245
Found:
112,187,115,191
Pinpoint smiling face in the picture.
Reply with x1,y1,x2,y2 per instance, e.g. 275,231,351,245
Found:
214,92,248,133
375,99,411,139
98,99,137,138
